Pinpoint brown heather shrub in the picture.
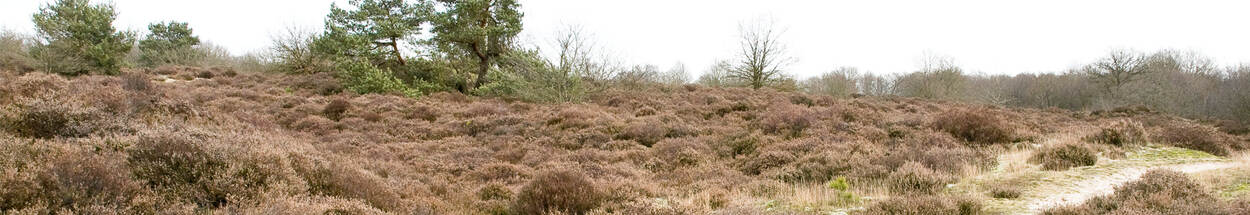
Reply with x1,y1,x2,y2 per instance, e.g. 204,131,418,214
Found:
862,195,983,215
715,132,763,158
2,98,101,139
933,108,1016,144
887,162,954,195
471,162,532,183
737,150,796,175
34,153,147,212
292,115,337,134
514,170,604,215
1043,170,1243,215
121,72,152,93
1086,120,1148,147
478,183,515,201
619,120,670,147
1030,144,1097,171
754,104,815,137
292,156,406,212
1154,124,1233,156
652,138,710,169
322,99,351,121
408,105,440,122
127,134,283,208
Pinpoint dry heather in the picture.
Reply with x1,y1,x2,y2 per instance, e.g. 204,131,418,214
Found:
0,67,1246,214
1044,170,1250,215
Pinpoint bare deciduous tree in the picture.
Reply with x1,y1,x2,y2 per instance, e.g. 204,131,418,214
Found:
547,25,620,81
729,18,792,89
697,59,738,87
1085,49,1147,94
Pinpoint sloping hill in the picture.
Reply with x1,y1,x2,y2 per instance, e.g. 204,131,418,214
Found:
1,68,1246,214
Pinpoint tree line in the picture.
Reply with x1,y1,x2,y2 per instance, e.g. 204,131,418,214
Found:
795,50,1250,127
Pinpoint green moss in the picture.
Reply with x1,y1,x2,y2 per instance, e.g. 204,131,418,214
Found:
1128,146,1223,161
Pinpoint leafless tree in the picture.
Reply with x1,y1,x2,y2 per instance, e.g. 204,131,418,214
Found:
1085,49,1147,94
858,73,898,96
729,18,793,89
697,59,738,87
548,25,619,81
658,62,691,85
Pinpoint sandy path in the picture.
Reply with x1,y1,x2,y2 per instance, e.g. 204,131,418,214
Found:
1024,162,1240,213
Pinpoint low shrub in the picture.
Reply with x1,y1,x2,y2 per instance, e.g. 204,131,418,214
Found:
887,162,955,194
36,153,146,211
293,157,406,212
933,109,1016,144
322,99,351,121
2,98,100,139
651,138,708,169
1030,144,1097,171
862,195,983,215
619,120,669,147
127,135,281,208
754,104,815,137
1086,120,1148,146
334,59,418,97
513,170,603,215
477,183,514,201
1044,170,1238,215
1155,124,1232,156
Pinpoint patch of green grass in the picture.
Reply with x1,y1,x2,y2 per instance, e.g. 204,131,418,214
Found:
1219,182,1250,199
1127,146,1224,162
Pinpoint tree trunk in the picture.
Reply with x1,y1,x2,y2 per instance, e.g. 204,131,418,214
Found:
474,56,490,89
390,37,406,66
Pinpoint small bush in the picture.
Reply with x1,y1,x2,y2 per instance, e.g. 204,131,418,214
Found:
887,162,954,195
513,170,603,215
1086,120,1147,146
1155,124,1232,156
1044,170,1236,215
293,157,405,212
2,98,99,139
1030,144,1097,171
754,104,815,137
863,195,983,215
737,150,795,175
619,121,669,147
478,183,514,201
322,99,351,121
127,135,278,208
933,109,1016,144
37,154,145,211
121,73,152,93
827,176,851,191
335,59,418,97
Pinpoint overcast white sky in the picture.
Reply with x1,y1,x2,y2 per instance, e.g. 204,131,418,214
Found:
3,0,1249,78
